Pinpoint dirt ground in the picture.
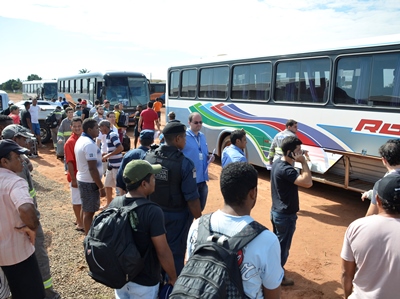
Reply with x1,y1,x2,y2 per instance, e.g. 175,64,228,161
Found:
9,93,369,298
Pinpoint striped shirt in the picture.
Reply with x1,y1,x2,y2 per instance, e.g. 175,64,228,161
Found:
0,168,35,266
106,130,122,168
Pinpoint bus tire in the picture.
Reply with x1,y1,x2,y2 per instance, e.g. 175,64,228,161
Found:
220,135,231,156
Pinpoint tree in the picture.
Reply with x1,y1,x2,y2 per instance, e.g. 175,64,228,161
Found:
0,79,22,91
79,69,90,74
27,74,42,81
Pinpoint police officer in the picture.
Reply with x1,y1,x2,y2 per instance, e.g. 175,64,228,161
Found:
145,121,201,275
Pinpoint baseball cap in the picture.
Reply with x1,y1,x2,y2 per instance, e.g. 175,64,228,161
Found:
0,139,30,159
81,100,87,105
377,175,400,204
8,101,14,105
140,129,154,141
162,122,186,135
2,124,34,139
123,160,162,185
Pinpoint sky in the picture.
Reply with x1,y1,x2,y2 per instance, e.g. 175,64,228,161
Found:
1,0,400,84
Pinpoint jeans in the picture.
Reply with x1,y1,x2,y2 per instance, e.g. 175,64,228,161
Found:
197,182,208,211
270,211,297,268
115,281,159,299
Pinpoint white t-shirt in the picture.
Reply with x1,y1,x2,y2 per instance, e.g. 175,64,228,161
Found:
97,126,118,154
74,134,103,183
29,105,40,123
187,210,283,298
341,215,400,299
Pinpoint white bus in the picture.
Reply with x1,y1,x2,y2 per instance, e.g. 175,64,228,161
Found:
167,36,400,193
22,79,58,101
57,71,150,123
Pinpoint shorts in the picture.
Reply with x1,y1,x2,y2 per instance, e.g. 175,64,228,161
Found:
157,111,161,119
115,281,159,299
105,168,118,188
32,123,41,136
77,181,100,213
70,183,82,205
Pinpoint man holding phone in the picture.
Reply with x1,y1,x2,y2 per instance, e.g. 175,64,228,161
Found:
270,136,313,286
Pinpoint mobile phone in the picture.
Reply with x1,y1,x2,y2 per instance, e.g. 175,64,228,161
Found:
288,151,295,159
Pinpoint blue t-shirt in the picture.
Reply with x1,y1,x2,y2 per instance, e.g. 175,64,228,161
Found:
270,159,299,214
221,144,246,168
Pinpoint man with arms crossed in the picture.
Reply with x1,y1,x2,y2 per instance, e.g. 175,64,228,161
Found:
187,162,283,299
270,136,312,286
0,139,45,299
182,112,214,210
64,117,84,231
110,160,177,299
74,118,105,234
221,129,247,167
99,120,124,207
341,175,400,298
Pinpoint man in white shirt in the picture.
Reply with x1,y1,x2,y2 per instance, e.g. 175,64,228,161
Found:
29,97,46,148
186,162,283,298
74,118,105,234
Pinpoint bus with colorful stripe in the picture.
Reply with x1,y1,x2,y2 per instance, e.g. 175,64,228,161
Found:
166,36,400,193
57,71,151,122
22,79,58,101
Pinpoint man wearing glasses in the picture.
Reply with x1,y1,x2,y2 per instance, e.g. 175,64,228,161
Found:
182,112,214,211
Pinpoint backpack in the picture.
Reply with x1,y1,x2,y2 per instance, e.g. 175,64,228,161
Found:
83,196,152,289
169,213,266,299
117,111,129,128
45,112,58,128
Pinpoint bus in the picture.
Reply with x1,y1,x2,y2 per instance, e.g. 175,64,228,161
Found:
167,36,400,193
150,82,166,102
57,71,150,122
22,79,58,101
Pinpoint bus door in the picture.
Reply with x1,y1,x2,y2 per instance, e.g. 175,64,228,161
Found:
97,82,103,101
89,82,95,103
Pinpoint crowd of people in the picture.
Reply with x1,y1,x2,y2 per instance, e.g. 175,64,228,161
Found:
1,98,400,299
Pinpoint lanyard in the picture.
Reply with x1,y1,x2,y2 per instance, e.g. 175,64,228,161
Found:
187,130,201,151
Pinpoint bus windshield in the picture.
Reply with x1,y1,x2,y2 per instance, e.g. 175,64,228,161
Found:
43,83,58,100
105,76,149,107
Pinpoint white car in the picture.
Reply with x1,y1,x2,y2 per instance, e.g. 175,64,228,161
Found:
15,100,57,143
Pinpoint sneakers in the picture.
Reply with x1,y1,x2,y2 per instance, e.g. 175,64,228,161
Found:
281,276,294,286
28,154,38,159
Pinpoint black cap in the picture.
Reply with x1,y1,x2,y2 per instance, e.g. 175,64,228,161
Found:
377,175,400,204
0,139,30,159
162,122,186,135
140,129,154,140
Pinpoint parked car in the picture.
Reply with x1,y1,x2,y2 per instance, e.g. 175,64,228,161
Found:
15,100,57,143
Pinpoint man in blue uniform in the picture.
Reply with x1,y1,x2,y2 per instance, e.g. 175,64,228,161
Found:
221,129,247,167
145,121,201,275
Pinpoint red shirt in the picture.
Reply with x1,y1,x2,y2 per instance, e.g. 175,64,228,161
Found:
140,108,158,130
9,114,20,124
64,133,80,183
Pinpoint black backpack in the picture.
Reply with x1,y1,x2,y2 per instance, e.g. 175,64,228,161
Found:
117,111,129,128
169,213,266,299
45,112,58,128
83,196,152,289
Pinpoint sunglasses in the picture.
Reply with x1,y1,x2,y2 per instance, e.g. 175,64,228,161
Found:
193,121,203,125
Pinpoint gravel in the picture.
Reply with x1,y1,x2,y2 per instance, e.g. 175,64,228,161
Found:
32,169,115,299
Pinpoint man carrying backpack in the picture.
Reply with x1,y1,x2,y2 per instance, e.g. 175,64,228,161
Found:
181,162,283,299
109,160,177,299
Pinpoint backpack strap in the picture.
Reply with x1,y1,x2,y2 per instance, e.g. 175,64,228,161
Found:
196,213,266,252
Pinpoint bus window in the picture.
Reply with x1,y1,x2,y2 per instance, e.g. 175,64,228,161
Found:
275,58,330,103
181,69,197,98
199,66,229,99
82,79,88,93
232,62,272,101
169,71,179,97
335,52,400,107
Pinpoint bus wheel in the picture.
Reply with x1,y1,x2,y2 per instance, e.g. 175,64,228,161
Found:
220,135,231,155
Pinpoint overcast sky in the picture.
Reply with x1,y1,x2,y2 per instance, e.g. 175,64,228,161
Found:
1,0,399,84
